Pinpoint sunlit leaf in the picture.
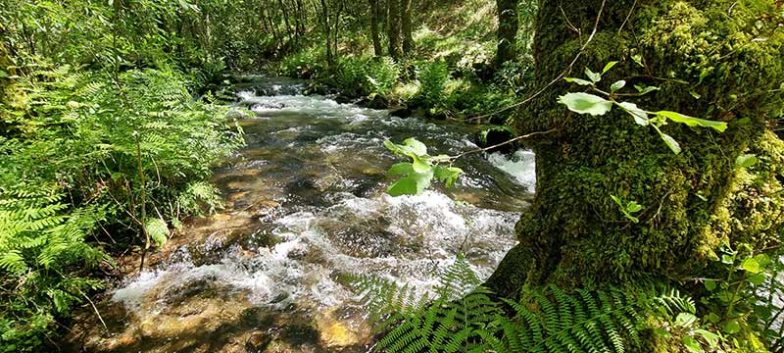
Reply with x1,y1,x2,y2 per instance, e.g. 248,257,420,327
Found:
610,80,626,92
145,218,169,247
564,77,593,86
388,162,414,176
403,138,427,156
434,166,463,188
655,111,727,132
632,54,644,67
585,67,601,83
656,129,682,154
618,102,648,126
558,93,612,116
411,155,431,173
634,85,660,95
602,61,618,74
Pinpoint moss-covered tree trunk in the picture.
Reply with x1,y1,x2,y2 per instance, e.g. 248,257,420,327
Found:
486,0,784,299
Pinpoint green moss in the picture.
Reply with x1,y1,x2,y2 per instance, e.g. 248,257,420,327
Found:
490,0,784,293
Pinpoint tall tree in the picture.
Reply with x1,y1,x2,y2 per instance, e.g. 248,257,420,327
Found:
486,0,784,312
386,0,402,59
401,0,413,54
494,0,518,68
368,0,383,56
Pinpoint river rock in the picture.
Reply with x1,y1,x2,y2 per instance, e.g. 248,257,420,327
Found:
245,331,273,353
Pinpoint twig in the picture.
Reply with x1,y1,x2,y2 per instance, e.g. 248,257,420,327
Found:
80,290,108,332
449,128,558,161
467,0,608,123
618,0,638,35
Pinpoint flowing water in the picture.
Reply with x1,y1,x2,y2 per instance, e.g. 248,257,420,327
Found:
67,77,536,353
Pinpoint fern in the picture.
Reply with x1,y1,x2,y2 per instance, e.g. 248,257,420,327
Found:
347,258,696,353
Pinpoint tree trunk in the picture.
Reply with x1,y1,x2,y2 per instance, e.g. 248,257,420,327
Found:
278,0,295,44
369,0,383,57
294,0,306,38
386,0,402,60
319,0,333,66
400,0,413,55
493,0,518,68
486,0,784,300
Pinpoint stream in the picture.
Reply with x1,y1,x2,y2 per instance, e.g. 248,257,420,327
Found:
65,77,536,353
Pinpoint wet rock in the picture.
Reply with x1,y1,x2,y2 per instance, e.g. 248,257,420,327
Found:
314,307,372,348
245,331,273,353
475,127,516,154
251,103,286,111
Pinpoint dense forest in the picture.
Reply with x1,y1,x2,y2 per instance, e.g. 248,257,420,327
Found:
1,0,783,352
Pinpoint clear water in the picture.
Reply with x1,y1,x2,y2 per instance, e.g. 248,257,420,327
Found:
68,77,535,353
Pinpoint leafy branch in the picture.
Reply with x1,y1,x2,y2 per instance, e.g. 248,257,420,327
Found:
383,138,463,196
558,62,728,154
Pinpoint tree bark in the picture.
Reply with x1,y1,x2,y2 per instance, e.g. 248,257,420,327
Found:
369,0,383,57
494,0,518,68
386,0,402,60
401,0,413,55
486,0,784,300
278,0,295,44
319,0,334,66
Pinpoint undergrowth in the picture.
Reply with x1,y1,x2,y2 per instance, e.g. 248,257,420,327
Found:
0,64,243,351
345,257,699,353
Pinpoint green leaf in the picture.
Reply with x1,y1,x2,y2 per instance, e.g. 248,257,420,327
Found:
632,54,644,67
722,319,741,335
747,273,766,285
387,177,419,196
602,61,619,74
655,111,727,132
655,129,682,155
585,67,601,83
627,202,643,213
634,85,660,95
682,336,701,353
741,257,762,273
434,166,463,188
387,171,433,196
694,329,720,348
704,279,717,291
411,155,431,174
705,313,721,324
675,313,698,328
145,218,169,247
618,102,649,126
735,154,758,169
388,162,414,176
403,138,427,156
384,138,428,158
558,93,613,116
564,77,594,86
610,80,626,92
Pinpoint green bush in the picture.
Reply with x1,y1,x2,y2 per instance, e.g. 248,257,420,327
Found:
415,60,450,108
278,46,328,79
